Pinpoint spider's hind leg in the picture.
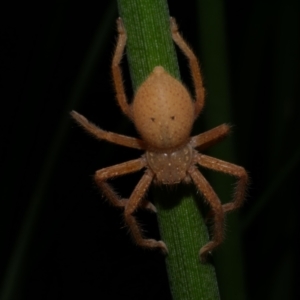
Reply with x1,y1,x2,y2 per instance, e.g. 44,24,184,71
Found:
188,166,225,262
124,170,168,252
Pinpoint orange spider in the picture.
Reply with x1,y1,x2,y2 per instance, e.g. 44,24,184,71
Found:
71,17,248,262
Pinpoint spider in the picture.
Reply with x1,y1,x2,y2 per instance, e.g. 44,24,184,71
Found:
71,17,248,262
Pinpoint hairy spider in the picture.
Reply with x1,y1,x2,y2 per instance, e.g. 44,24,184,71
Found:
71,17,248,262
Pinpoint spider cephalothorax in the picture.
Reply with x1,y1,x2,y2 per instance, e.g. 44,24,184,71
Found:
71,17,248,262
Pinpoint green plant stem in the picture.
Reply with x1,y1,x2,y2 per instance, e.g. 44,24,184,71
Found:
117,1,220,299
196,1,246,299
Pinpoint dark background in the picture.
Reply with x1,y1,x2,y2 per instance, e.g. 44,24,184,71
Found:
1,0,299,299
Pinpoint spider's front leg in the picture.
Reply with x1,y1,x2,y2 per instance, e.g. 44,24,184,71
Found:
95,158,156,212
188,166,224,262
111,18,133,120
170,17,205,118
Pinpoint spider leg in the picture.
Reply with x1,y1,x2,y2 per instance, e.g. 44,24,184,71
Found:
195,154,248,213
188,166,224,262
97,162,164,250
124,169,168,252
112,18,133,120
170,17,205,118
71,111,146,150
190,124,231,151
95,158,156,212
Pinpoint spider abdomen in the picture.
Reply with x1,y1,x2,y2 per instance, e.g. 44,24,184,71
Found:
146,144,193,184
133,66,194,150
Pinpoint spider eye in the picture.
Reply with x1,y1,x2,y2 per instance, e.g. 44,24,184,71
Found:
151,117,155,122
170,116,175,120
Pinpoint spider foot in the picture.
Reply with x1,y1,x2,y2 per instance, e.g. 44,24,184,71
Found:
141,201,157,213
111,199,156,213
157,240,168,254
199,242,214,263
170,17,179,34
70,110,88,125
116,17,125,34
143,239,168,254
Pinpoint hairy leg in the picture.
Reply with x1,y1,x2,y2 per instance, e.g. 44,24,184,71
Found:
112,18,132,119
71,111,145,149
95,158,156,212
170,17,205,118
195,154,248,213
97,181,156,212
188,166,224,262
124,170,168,251
190,124,230,150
